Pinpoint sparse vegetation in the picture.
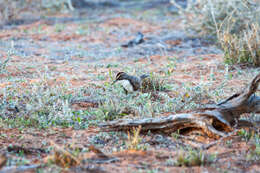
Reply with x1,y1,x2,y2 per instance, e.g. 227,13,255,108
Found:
0,71,215,129
0,0,259,172
0,80,76,128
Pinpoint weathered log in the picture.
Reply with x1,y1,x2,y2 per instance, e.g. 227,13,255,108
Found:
99,73,260,139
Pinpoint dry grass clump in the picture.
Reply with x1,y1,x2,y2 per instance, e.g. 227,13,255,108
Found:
171,0,260,66
219,24,260,66
141,75,167,93
126,126,142,150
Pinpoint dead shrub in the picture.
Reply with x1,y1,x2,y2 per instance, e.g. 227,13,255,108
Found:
219,24,260,66
141,75,167,93
171,0,260,66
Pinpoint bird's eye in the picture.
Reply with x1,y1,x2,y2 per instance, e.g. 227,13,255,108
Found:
116,72,124,79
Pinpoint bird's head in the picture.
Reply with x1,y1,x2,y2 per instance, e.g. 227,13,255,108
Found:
112,72,128,84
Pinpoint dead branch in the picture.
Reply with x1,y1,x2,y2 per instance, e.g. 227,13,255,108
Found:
201,130,239,150
0,154,7,170
99,73,260,139
7,145,47,154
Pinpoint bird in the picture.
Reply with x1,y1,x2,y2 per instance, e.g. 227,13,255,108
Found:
112,72,149,94
121,32,144,48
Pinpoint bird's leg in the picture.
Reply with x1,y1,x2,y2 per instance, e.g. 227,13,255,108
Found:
123,88,128,95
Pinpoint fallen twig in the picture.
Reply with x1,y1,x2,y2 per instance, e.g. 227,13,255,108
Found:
201,130,239,150
7,145,47,154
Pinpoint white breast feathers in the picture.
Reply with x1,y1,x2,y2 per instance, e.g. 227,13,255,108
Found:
117,80,134,92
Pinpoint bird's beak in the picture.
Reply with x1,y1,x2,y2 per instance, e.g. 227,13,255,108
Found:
112,80,117,85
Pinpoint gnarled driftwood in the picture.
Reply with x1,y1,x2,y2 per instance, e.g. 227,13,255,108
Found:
99,73,260,139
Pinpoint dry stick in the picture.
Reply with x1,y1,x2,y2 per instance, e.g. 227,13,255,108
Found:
7,145,47,154
100,73,260,140
87,147,119,164
201,130,239,150
50,140,81,166
172,133,205,148
88,146,109,159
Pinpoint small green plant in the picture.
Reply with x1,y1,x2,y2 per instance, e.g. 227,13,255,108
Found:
247,144,260,160
246,133,260,161
226,140,233,148
171,130,180,140
165,157,175,166
237,129,253,142
41,0,73,13
54,23,65,33
166,61,176,76
0,58,9,74
76,24,90,35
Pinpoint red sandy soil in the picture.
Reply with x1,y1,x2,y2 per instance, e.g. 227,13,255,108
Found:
0,4,259,173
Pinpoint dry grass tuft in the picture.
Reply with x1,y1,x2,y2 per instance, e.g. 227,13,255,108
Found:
219,24,260,66
127,125,142,150
141,76,167,93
